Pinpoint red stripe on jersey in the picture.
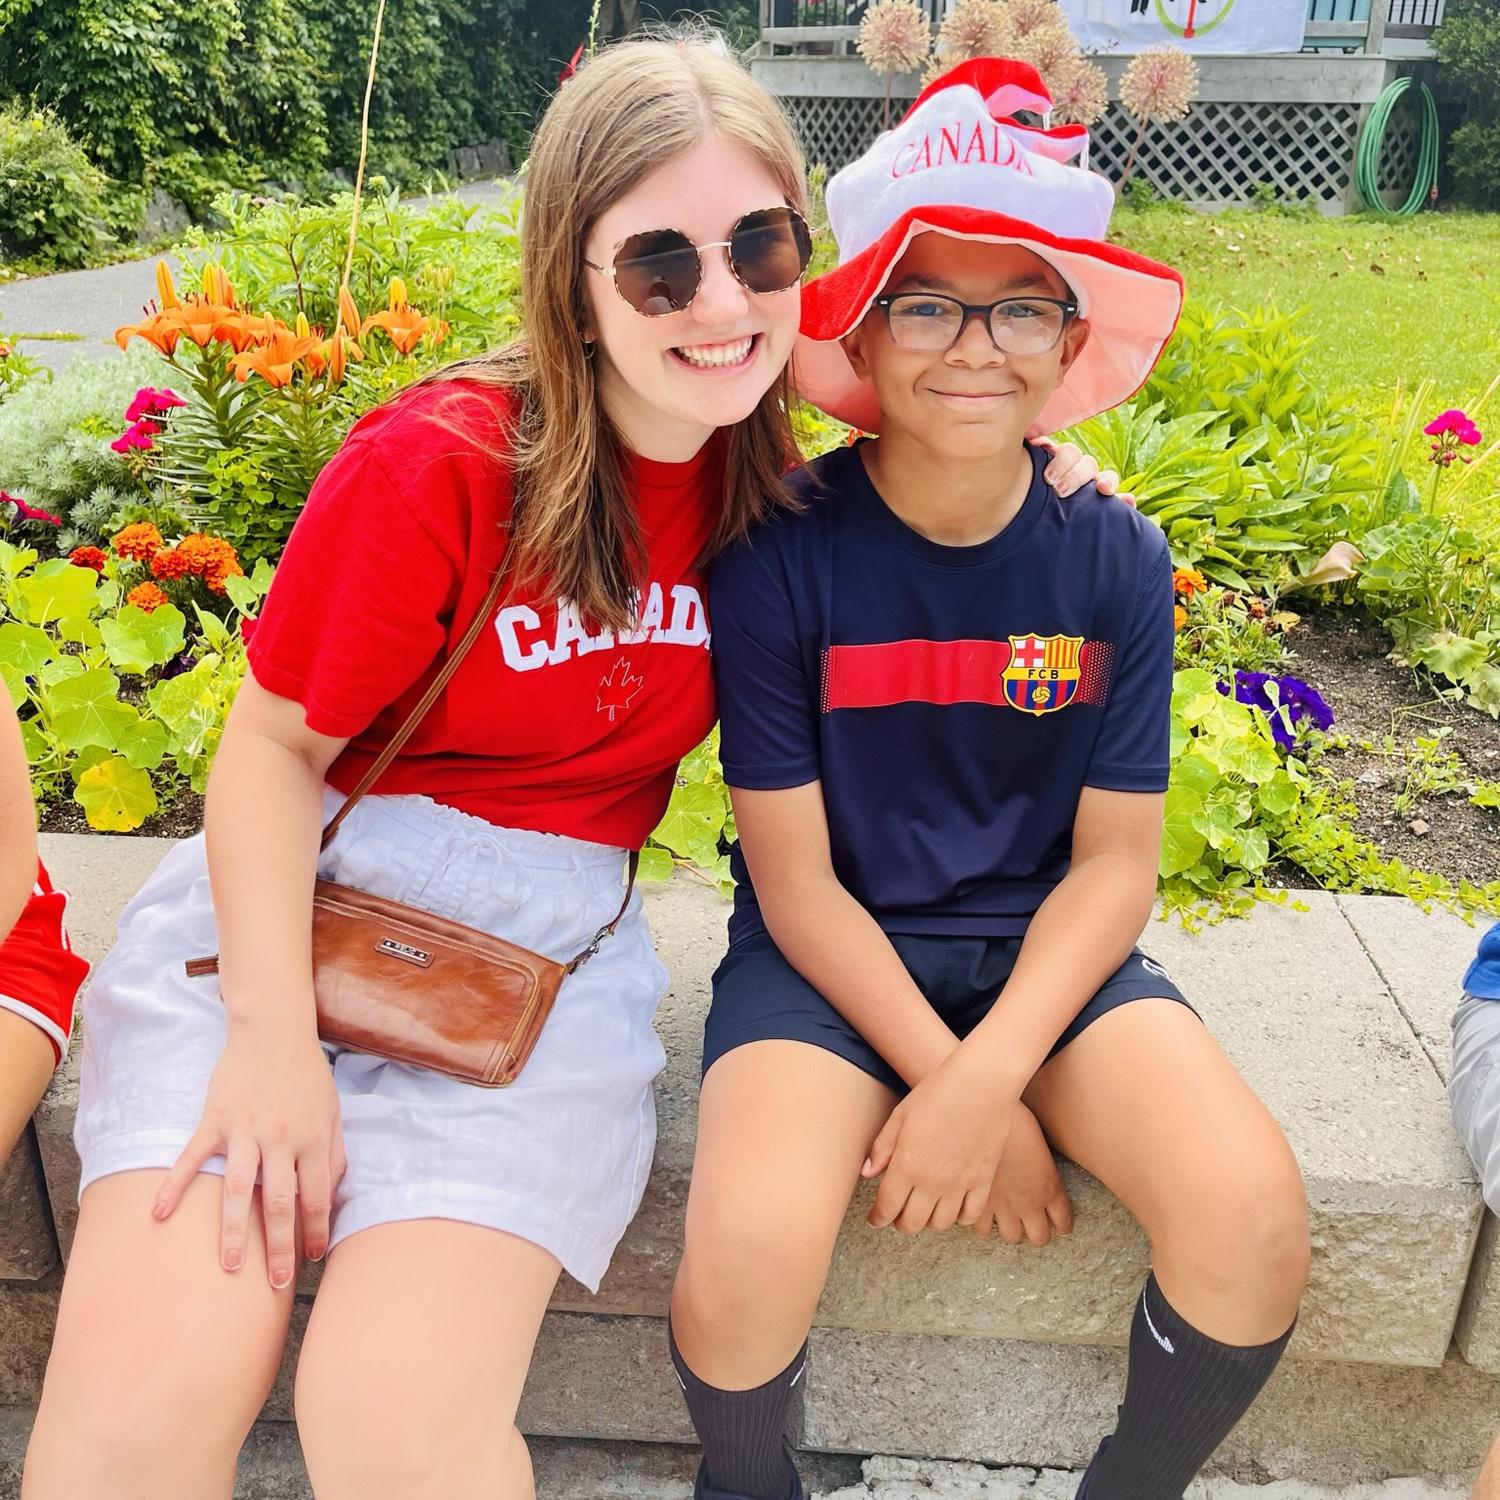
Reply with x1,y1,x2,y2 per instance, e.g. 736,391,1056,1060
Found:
821,639,1016,709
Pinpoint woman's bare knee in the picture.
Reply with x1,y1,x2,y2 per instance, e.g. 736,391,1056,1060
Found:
24,1172,291,1499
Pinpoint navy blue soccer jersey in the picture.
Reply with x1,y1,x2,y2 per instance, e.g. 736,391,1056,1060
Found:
710,438,1174,945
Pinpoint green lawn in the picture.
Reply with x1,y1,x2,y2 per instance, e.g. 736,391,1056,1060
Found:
1110,205,1500,420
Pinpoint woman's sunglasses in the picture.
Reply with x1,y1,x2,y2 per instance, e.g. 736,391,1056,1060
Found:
584,206,813,318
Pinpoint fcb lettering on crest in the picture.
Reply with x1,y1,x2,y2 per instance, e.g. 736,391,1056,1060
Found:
1001,633,1084,716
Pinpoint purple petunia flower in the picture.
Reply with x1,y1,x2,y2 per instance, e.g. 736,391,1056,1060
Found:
1216,671,1333,749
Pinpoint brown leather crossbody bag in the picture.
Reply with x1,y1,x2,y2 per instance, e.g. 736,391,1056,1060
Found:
184,570,639,1088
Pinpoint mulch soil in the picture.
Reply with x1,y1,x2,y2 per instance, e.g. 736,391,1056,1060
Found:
1283,604,1500,890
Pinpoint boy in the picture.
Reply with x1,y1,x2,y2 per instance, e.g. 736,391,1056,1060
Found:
669,58,1309,1500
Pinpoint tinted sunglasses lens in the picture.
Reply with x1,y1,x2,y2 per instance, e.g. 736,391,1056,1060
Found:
730,208,812,295
612,229,700,315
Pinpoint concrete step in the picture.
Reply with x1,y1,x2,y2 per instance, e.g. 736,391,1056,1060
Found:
7,834,1500,1484
0,1415,1477,1499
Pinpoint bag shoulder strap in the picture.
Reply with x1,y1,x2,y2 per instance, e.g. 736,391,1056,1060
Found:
562,850,640,973
320,567,510,851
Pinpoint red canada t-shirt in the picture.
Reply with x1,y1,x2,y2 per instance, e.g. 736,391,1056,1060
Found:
247,380,722,848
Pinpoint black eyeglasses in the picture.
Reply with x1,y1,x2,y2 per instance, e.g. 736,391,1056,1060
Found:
584,206,813,317
874,293,1080,355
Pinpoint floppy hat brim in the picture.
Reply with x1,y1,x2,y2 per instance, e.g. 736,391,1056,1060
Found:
793,204,1184,437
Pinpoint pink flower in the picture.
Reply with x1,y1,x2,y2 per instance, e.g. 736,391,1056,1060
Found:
1425,407,1484,466
110,419,162,454
1423,408,1469,436
124,387,187,423
1,491,61,526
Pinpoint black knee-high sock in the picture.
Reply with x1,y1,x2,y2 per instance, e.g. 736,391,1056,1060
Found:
1080,1271,1296,1499
668,1316,806,1500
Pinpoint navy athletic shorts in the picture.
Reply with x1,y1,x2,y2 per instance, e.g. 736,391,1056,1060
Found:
703,929,1198,1092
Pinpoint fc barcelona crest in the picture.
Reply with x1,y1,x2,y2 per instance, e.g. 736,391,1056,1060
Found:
1003,634,1084,716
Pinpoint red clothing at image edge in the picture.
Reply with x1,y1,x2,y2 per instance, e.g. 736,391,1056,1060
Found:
246,379,723,848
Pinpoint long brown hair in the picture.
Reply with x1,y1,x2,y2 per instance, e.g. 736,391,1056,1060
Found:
419,30,808,633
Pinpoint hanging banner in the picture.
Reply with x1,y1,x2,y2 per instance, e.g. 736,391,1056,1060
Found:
1057,0,1310,54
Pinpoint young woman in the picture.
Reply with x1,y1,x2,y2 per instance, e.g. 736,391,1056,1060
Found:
0,697,89,1163
668,59,1310,1500
23,36,1116,1500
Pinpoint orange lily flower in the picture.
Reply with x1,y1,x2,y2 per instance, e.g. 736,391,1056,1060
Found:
202,264,236,308
361,304,436,355
155,260,180,310
230,325,323,388
170,296,228,348
211,309,264,354
114,310,181,355
338,285,362,339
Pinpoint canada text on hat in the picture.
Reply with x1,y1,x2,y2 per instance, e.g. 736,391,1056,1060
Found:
793,57,1184,437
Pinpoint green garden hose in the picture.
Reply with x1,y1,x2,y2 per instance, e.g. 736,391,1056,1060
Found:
1355,76,1440,219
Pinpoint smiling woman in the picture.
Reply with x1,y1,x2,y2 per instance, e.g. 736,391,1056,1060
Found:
19,31,816,1500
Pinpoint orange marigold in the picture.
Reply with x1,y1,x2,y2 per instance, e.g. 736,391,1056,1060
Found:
113,521,164,563
1172,566,1208,599
126,582,171,614
68,546,108,573
149,547,193,582
1173,603,1188,631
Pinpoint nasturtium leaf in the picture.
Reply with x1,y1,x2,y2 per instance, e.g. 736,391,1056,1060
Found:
0,622,55,678
75,756,157,832
1159,785,1209,878
651,782,726,859
637,847,676,883
15,560,100,642
101,603,187,675
47,669,136,752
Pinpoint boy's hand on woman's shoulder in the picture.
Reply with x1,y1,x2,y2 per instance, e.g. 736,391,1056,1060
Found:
861,1051,1017,1236
974,1101,1074,1247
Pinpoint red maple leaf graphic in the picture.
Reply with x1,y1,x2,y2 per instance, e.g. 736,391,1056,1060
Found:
597,658,645,722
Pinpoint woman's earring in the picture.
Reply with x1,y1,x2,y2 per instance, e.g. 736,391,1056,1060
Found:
581,335,596,359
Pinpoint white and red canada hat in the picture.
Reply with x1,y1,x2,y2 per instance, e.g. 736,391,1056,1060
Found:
793,57,1185,437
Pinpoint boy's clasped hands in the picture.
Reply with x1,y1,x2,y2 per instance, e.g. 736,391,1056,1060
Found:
859,1044,1074,1247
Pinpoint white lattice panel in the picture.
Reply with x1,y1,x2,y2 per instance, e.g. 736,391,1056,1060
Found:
1086,100,1365,206
782,93,1427,212
790,94,916,170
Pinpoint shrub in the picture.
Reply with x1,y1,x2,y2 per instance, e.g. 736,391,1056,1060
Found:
0,106,122,267
1433,0,1500,209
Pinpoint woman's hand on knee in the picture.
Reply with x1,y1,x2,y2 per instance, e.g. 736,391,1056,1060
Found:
974,1102,1074,1247
151,1016,345,1288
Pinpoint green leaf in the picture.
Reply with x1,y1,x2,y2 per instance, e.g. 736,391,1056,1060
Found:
100,603,187,675
224,573,260,613
14,560,100,643
1160,785,1209,878
46,668,136,752
651,781,727,859
75,756,157,832
68,745,112,785
638,847,677,882
0,663,28,710
192,603,231,653
0,622,56,678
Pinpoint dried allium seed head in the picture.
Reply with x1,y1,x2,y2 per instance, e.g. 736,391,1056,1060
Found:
937,0,1008,61
857,0,931,76
1049,56,1109,126
1119,44,1198,124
